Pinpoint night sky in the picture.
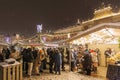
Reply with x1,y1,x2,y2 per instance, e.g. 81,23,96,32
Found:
0,0,120,36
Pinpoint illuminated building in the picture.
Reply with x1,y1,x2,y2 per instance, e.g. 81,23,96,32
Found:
54,6,120,66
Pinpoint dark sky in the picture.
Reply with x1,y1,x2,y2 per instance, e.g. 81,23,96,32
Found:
0,0,120,36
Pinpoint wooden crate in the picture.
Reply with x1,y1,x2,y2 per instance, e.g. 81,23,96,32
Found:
0,61,22,80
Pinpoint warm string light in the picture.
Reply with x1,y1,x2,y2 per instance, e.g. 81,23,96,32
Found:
71,28,119,45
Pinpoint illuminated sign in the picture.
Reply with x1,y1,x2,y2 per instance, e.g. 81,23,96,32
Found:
37,24,42,33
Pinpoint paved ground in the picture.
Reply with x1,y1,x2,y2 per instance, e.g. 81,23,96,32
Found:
23,66,107,80
23,71,106,80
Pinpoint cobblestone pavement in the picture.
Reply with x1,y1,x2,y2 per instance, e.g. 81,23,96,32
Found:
23,70,107,80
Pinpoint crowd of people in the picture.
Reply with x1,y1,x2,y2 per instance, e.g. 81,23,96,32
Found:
70,46,100,75
0,45,116,77
0,46,69,77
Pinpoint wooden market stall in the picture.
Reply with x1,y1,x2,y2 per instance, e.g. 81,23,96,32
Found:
66,22,120,66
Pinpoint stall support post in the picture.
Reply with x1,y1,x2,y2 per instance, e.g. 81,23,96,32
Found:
68,43,71,72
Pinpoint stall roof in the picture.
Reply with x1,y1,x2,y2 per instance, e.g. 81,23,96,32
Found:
0,43,8,46
67,22,120,42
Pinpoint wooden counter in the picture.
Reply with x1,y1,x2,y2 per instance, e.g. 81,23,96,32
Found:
106,64,120,80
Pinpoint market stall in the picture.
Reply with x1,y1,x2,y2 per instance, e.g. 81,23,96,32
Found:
66,22,120,66
106,52,120,79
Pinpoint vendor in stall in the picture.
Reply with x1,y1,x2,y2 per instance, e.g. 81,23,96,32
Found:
90,50,98,73
104,48,112,66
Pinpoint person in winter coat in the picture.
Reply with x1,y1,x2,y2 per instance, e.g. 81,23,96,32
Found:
60,48,65,71
90,50,98,73
54,49,62,75
21,48,28,74
9,49,20,60
71,49,75,71
82,48,92,75
49,48,55,73
34,49,45,75
95,48,101,66
2,48,10,59
0,52,4,62
104,48,112,66
26,48,34,77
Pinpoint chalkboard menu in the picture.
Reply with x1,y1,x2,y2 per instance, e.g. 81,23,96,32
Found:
106,64,120,80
